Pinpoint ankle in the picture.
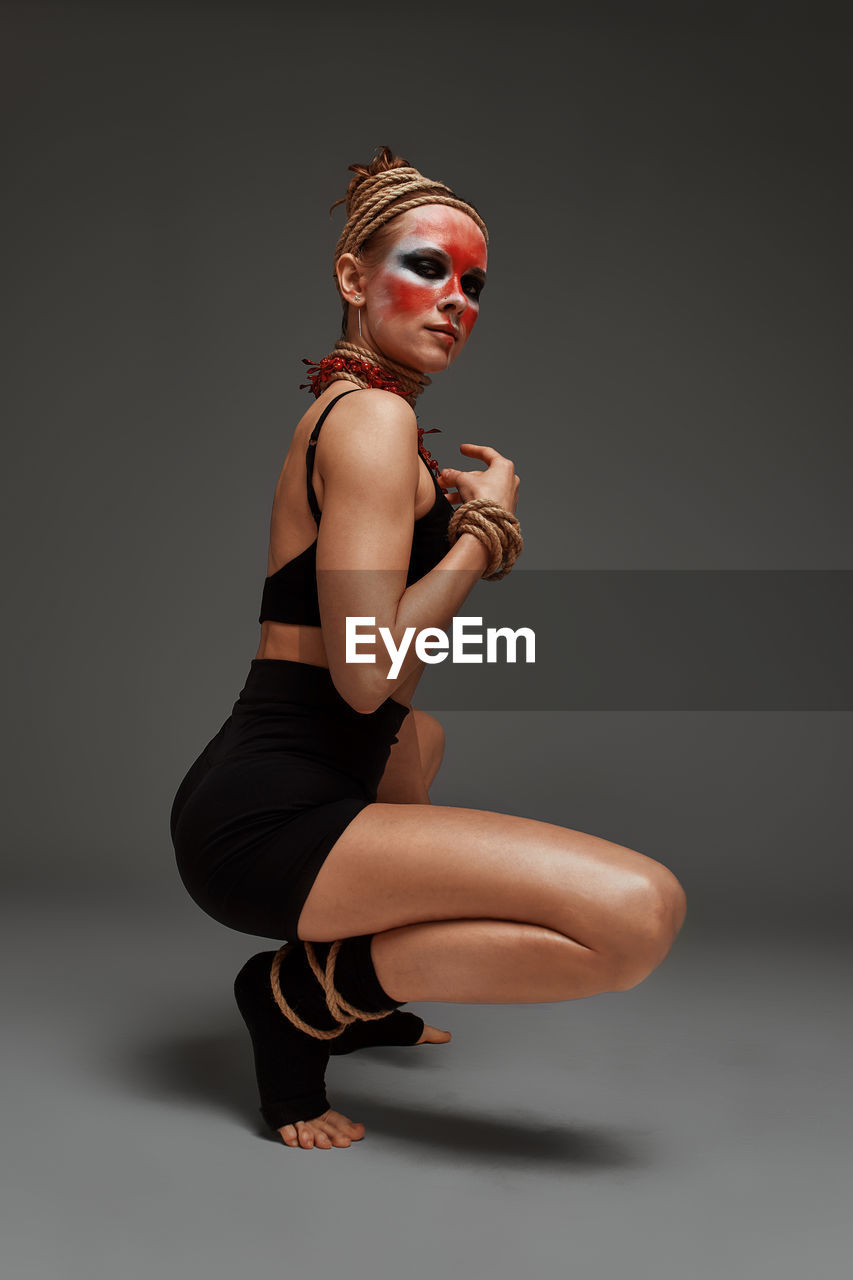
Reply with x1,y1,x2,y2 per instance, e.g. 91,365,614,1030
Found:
325,934,404,1021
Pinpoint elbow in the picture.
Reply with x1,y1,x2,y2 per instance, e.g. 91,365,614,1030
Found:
344,688,384,717
351,696,387,717
323,618,402,713
330,666,395,717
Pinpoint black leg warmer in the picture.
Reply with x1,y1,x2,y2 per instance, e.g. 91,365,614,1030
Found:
234,934,419,1133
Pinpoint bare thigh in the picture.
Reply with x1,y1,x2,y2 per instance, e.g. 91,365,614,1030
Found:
297,803,685,958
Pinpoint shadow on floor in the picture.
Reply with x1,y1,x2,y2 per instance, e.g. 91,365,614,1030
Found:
112,1015,652,1168
116,1018,253,1123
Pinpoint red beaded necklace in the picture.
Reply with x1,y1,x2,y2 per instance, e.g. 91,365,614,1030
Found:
300,352,444,483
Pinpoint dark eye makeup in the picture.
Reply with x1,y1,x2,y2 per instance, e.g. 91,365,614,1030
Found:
463,275,485,300
398,251,485,301
400,252,443,277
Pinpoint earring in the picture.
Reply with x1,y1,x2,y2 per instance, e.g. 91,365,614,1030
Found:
354,297,363,340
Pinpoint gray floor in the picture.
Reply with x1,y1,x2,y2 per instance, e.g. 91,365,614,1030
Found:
2,889,849,1280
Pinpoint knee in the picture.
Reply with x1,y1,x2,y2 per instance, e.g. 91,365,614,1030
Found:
609,863,688,992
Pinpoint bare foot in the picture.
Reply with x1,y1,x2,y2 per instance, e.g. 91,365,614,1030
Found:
278,1026,451,1148
415,1022,452,1045
279,1108,365,1149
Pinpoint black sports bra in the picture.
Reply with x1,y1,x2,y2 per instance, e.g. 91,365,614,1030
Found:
258,389,453,627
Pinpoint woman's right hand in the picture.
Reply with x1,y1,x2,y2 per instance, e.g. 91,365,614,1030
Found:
438,444,520,516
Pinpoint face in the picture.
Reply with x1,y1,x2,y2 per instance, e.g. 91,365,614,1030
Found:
357,205,488,372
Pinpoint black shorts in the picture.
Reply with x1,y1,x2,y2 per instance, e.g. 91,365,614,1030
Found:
169,659,409,941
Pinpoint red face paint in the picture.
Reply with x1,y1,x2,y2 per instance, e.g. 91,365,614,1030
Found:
362,206,487,373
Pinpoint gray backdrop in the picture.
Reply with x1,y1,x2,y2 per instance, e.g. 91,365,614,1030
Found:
3,2,851,1277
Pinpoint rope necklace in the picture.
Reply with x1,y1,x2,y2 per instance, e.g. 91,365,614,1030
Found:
300,343,444,481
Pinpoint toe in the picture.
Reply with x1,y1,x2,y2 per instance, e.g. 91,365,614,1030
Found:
326,1109,364,1138
297,1124,314,1149
321,1118,355,1147
280,1124,299,1147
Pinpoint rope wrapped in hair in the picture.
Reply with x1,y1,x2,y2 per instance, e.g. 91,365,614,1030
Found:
447,499,523,581
331,151,489,283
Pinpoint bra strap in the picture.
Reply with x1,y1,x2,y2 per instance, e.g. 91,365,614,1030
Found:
305,389,361,526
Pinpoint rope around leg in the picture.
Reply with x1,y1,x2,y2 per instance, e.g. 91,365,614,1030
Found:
269,941,398,1041
312,939,400,1025
269,944,346,1040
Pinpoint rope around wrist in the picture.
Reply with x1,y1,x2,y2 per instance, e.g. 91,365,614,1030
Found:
269,941,398,1041
447,499,523,581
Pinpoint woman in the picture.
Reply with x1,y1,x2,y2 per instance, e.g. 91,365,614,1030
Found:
169,147,687,1152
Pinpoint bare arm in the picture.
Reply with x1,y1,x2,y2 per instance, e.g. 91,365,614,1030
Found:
315,389,491,713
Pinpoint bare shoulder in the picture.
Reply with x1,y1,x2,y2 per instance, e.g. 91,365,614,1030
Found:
315,388,419,471
323,387,417,431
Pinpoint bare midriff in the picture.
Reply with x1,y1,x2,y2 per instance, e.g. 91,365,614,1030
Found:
255,621,329,667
